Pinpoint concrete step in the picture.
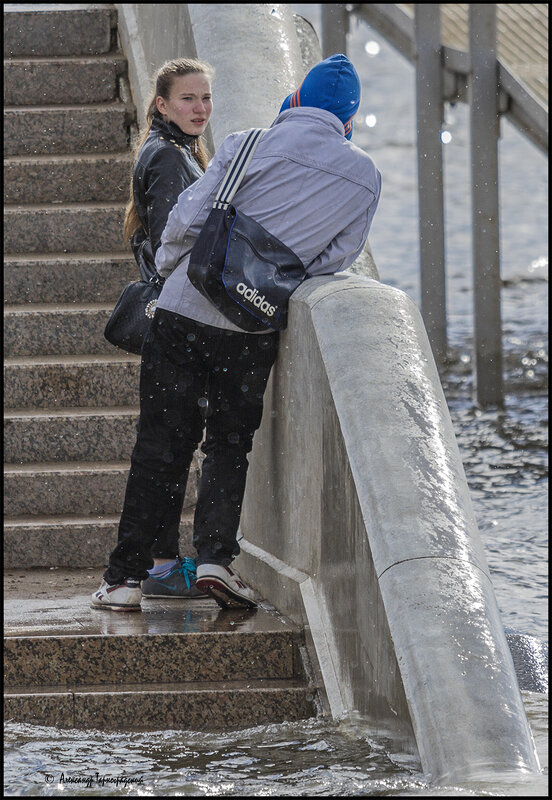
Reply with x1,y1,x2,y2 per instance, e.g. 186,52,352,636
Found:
3,254,138,305
3,511,196,569
4,458,201,517
4,406,139,464
4,153,131,205
4,6,114,58
4,355,140,408
4,103,133,156
3,568,317,731
4,54,127,105
4,306,130,357
4,679,315,731
5,627,301,687
4,203,128,254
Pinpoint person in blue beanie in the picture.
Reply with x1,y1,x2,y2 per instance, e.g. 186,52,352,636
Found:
279,52,360,140
92,54,381,611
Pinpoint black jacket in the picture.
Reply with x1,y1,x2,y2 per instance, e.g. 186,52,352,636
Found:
131,112,204,276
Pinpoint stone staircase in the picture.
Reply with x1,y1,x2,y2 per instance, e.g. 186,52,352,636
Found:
4,3,318,731
4,569,316,731
3,3,199,568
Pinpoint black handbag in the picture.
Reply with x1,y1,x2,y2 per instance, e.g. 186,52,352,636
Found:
104,235,164,355
188,128,306,332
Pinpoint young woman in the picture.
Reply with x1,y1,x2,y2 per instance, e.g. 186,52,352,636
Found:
93,54,381,612
120,57,214,600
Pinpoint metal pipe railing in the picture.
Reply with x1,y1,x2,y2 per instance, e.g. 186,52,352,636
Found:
414,4,447,366
324,2,547,407
469,4,503,406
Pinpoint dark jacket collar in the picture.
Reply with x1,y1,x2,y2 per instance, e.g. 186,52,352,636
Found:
151,111,198,149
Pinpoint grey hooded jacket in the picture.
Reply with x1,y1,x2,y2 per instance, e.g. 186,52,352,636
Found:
155,106,382,332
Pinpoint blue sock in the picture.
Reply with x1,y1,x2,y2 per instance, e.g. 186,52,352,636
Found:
148,559,178,577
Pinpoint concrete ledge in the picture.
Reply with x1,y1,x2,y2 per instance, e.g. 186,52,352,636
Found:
237,273,540,781
236,538,348,720
379,558,538,781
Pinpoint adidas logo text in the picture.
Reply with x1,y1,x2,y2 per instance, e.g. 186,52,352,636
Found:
236,282,276,317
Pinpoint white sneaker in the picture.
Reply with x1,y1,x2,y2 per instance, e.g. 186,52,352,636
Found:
195,563,257,609
91,578,142,611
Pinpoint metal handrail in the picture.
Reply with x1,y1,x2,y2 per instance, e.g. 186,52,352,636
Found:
351,2,548,153
322,3,548,406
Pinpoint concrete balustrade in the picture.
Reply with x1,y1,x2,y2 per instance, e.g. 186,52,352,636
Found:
239,274,540,781
115,3,541,783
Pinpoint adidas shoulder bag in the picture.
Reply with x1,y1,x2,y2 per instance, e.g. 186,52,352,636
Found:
188,128,306,332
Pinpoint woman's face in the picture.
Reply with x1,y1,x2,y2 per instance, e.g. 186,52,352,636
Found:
156,72,212,136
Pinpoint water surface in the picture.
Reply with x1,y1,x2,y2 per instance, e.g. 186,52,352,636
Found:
3,705,548,796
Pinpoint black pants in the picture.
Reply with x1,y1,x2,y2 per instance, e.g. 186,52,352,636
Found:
104,309,279,584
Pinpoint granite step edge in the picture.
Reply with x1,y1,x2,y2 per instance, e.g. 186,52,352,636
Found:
5,405,139,419
4,101,132,113
4,683,317,731
3,511,193,527
5,303,116,314
6,678,312,695
5,352,139,364
4,459,133,474
5,201,128,211
4,252,133,263
4,54,127,66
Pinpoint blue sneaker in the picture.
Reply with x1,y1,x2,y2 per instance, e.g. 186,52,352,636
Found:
141,557,207,598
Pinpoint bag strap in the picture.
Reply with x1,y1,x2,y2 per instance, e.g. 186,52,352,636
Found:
213,128,265,210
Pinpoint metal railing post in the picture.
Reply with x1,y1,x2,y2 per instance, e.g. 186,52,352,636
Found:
321,4,349,58
469,4,503,406
414,4,447,365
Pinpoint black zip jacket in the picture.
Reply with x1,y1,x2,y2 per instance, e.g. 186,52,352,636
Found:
131,112,204,277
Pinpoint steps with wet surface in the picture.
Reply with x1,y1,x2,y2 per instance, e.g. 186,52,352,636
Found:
4,568,318,731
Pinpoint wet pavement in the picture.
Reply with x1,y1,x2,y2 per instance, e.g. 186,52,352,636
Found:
3,567,298,638
4,568,316,732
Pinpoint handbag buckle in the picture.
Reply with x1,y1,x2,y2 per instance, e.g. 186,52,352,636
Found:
145,298,158,319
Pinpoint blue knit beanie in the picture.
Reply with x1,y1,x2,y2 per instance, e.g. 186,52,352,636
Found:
279,53,360,140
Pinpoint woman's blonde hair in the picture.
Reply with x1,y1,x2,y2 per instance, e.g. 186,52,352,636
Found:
123,57,215,242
